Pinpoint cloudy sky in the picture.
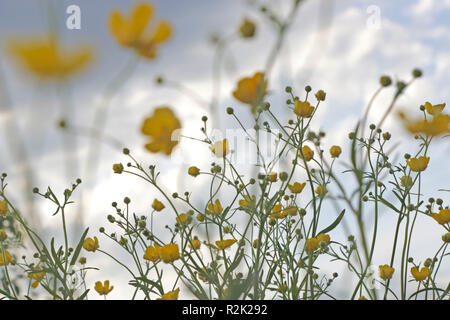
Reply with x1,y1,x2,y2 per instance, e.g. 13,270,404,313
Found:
0,0,449,299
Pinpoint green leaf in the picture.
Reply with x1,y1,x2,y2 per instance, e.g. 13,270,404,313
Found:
317,209,345,235
70,227,89,266
77,289,90,300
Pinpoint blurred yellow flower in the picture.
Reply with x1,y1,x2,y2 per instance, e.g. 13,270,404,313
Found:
300,145,314,162
411,266,431,281
28,267,45,289
95,280,114,295
315,185,328,198
269,204,287,220
406,156,429,172
400,175,413,188
215,239,237,250
206,199,223,215
143,243,160,262
288,182,306,194
8,37,93,79
109,2,172,59
233,72,267,112
305,237,319,251
0,229,6,242
159,243,180,263
157,288,180,300
210,139,229,157
400,112,450,137
329,146,342,158
431,209,450,225
0,250,12,266
176,213,190,225
112,163,124,174
0,200,9,217
196,213,205,222
239,195,256,209
141,107,181,155
189,239,201,250
424,101,445,115
188,166,200,177
152,198,165,211
294,100,314,118
268,172,278,182
316,233,330,244
379,265,395,280
83,236,99,252
239,19,256,38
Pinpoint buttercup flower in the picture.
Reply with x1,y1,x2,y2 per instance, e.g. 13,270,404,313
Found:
113,163,124,174
0,229,6,241
400,111,450,137
379,265,395,280
83,237,99,252
233,72,267,112
210,139,229,157
189,239,201,250
269,204,287,220
406,156,430,172
315,185,328,198
152,198,165,212
8,37,93,79
400,175,413,188
206,199,223,215
294,100,314,118
305,237,319,251
316,233,330,245
424,102,446,115
143,243,161,262
268,172,278,182
0,200,9,217
431,209,450,225
215,239,237,250
28,267,45,289
329,146,342,158
411,266,431,281
159,243,180,263
188,166,200,177
288,182,306,194
157,288,180,300
141,107,181,155
95,280,114,295
300,146,314,162
239,19,256,38
239,195,256,209
0,250,12,266
109,2,172,59
176,213,190,225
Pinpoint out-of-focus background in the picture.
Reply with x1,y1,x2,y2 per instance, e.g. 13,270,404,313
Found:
0,0,449,299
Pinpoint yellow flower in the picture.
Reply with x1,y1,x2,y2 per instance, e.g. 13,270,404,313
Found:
79,257,87,265
112,163,124,174
209,139,229,157
141,107,181,155
83,236,99,252
442,232,450,243
329,146,342,158
411,266,431,281
7,37,93,79
239,19,256,38
305,237,319,251
176,213,190,225
269,204,288,220
316,233,330,245
196,213,205,222
189,239,201,250
401,112,450,137
300,145,314,162
0,200,9,217
358,296,367,300
159,243,180,263
215,239,237,250
0,229,7,242
284,206,297,217
0,250,13,266
379,265,395,280
431,209,450,225
28,267,45,289
294,100,315,118
424,101,446,115
232,72,268,112
288,182,306,194
188,166,200,177
268,172,278,182
315,185,328,198
95,280,114,296
143,243,161,262
406,156,430,172
152,198,165,212
206,199,223,215
109,2,172,59
157,288,180,300
239,195,256,209
400,175,413,188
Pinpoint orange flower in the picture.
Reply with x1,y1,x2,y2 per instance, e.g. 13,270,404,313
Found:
141,107,181,155
406,156,429,172
109,2,172,59
294,100,314,118
233,72,267,112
